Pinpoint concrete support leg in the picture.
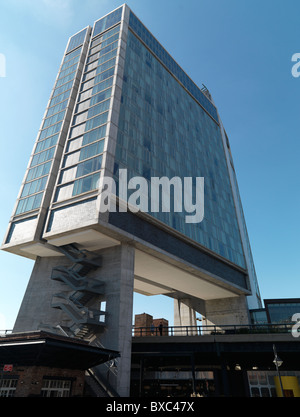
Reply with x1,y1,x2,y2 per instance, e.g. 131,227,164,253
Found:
174,299,197,335
91,243,135,397
204,296,250,326
13,255,72,332
13,243,135,397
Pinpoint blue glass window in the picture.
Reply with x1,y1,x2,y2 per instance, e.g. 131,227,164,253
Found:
35,134,59,153
87,98,110,119
61,53,81,71
58,63,78,80
93,67,115,86
95,58,116,75
30,147,55,167
39,122,62,141
82,125,107,146
72,172,100,196
97,49,118,66
63,47,82,64
66,29,87,53
90,88,112,107
93,7,123,38
85,111,108,132
49,90,71,108
91,25,120,48
43,110,65,129
91,77,113,96
26,161,52,182
46,100,68,118
129,11,218,122
76,155,103,178
79,140,105,161
55,72,76,88
115,30,246,268
15,192,43,215
21,176,48,198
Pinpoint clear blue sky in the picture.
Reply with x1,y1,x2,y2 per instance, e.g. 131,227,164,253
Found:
0,0,299,330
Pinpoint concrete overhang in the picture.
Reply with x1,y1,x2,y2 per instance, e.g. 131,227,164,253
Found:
133,249,248,301
46,229,120,251
3,223,250,302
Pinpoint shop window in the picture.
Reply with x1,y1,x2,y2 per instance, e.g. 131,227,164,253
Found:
41,379,72,397
0,378,18,397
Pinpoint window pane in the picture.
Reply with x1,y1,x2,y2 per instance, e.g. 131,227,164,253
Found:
67,29,86,53
76,155,103,178
84,111,108,132
39,122,62,141
87,98,110,119
63,46,82,64
79,140,104,161
73,172,100,196
82,125,106,146
91,76,113,96
93,67,114,86
35,134,59,153
93,7,122,38
30,147,55,167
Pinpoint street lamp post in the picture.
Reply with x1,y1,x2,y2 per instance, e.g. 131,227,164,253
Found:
273,344,284,397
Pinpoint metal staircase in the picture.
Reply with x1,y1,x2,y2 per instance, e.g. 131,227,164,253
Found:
50,244,106,340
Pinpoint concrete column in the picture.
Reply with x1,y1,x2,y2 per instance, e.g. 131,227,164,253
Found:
13,243,135,397
90,243,135,397
13,255,72,333
204,296,250,326
174,299,197,335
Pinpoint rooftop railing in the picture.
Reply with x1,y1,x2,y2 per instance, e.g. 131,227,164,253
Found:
132,323,295,338
0,330,12,337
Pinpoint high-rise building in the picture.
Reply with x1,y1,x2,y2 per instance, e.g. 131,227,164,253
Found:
1,4,261,396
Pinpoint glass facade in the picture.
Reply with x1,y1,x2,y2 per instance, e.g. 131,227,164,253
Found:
114,29,246,268
53,24,121,203
15,44,85,216
265,300,300,324
250,309,268,325
6,4,253,274
66,28,87,53
128,11,218,122
93,6,123,38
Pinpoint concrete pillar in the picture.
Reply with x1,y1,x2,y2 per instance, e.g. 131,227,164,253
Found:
13,255,72,332
204,296,250,326
90,243,135,397
13,243,135,397
174,299,197,335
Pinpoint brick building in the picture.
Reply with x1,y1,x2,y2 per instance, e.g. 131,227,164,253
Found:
0,331,119,397
134,313,169,336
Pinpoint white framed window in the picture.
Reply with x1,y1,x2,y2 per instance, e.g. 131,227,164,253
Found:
0,378,18,397
41,379,72,397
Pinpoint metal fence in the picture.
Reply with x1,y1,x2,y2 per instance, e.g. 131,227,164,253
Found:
0,330,12,337
132,323,295,337
1,324,295,338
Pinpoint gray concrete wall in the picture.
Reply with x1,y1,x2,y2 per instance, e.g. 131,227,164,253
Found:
12,243,135,397
204,295,250,326
13,255,72,332
174,299,197,335
89,243,135,397
173,294,250,331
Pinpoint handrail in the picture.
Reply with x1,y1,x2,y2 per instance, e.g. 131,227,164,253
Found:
0,330,13,336
132,323,295,337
